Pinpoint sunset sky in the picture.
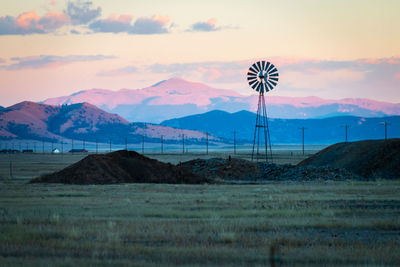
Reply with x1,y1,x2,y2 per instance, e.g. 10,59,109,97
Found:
1,0,399,107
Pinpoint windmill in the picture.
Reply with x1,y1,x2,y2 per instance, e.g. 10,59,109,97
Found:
247,61,279,161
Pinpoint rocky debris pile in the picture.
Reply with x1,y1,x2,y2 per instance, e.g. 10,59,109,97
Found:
258,162,363,181
178,158,262,181
298,139,400,179
179,157,362,182
30,150,208,185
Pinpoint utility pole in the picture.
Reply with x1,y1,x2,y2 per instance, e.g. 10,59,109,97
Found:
206,132,209,155
33,142,36,153
83,139,85,150
298,127,307,155
233,130,237,155
182,134,185,154
342,124,349,143
142,136,144,154
161,135,164,154
380,121,391,140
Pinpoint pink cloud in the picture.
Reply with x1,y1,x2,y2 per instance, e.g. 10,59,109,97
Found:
359,56,400,65
206,18,217,26
395,73,400,79
39,11,70,30
151,14,171,24
107,14,133,23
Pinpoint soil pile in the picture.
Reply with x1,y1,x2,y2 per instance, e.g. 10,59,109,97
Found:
30,150,208,185
298,139,400,179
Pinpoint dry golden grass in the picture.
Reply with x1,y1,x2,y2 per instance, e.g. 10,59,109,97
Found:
0,153,399,266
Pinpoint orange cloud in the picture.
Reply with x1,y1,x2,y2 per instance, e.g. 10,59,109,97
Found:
16,11,40,28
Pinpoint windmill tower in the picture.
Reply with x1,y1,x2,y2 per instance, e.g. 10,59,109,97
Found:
247,61,279,161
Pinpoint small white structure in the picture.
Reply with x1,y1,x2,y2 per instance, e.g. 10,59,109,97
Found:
52,148,60,154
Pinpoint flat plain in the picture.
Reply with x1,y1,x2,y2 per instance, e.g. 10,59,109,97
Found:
0,152,399,266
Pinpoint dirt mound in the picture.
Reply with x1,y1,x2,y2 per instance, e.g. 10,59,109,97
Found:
30,150,209,185
298,139,400,179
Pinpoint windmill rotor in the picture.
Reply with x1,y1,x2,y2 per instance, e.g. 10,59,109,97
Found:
247,61,279,94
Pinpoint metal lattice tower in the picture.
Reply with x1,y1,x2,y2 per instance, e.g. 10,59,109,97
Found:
247,61,279,161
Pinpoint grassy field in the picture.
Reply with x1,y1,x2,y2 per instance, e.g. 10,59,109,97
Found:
0,153,399,266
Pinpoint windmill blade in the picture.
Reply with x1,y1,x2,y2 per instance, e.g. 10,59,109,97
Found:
261,61,266,70
264,83,270,92
249,66,258,73
256,61,263,72
269,72,279,77
247,77,257,82
248,79,258,87
266,62,274,73
264,62,271,72
268,67,278,74
252,63,260,72
247,72,257,77
268,79,277,86
251,81,260,90
269,77,279,82
266,80,274,90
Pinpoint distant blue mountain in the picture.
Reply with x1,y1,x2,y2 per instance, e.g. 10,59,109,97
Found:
161,110,400,144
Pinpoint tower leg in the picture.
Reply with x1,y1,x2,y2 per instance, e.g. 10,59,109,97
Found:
251,92,273,162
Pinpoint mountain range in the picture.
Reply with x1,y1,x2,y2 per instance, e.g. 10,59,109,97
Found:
0,101,214,143
41,78,400,123
161,110,400,144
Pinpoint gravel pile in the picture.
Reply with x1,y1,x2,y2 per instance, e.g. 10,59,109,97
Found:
180,157,363,182
258,162,363,181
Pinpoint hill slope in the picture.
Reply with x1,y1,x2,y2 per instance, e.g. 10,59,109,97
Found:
0,101,213,143
161,110,400,143
298,139,400,179
41,78,400,123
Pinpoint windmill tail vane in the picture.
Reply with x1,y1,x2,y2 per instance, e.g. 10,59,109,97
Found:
247,61,279,161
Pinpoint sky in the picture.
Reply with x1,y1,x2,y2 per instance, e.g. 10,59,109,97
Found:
0,0,399,107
